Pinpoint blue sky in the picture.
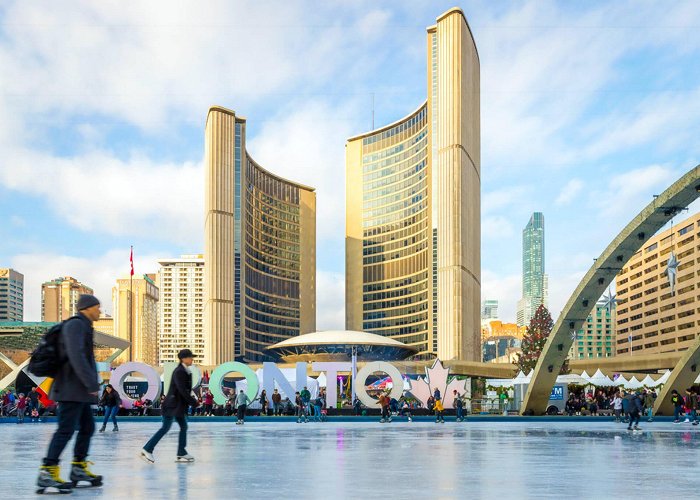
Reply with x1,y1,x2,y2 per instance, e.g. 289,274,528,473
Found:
1,1,700,325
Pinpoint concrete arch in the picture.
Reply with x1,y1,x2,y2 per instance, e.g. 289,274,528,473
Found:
654,341,700,415
521,165,700,415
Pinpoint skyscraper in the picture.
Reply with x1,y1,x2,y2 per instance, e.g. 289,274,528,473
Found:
481,300,499,320
205,106,316,365
158,255,205,364
517,212,546,326
0,268,23,321
41,276,93,322
346,8,480,361
113,274,159,365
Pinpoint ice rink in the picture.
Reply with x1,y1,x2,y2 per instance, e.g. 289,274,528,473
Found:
2,420,700,499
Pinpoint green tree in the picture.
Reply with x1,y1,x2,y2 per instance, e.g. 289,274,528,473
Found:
514,304,569,374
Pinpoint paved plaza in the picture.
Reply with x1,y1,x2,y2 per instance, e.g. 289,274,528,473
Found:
1,420,700,498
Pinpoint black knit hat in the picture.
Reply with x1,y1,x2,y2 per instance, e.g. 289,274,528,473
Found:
178,348,195,360
77,294,100,311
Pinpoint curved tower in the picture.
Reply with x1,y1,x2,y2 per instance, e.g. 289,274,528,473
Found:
205,106,316,364
346,7,480,360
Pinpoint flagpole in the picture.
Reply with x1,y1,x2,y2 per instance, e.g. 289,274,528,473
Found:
129,245,133,362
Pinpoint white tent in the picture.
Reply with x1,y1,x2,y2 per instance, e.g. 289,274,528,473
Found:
525,371,534,382
317,372,327,388
625,376,643,390
588,369,615,387
580,371,592,382
613,374,629,387
486,378,514,388
641,375,657,387
512,371,527,383
556,373,590,385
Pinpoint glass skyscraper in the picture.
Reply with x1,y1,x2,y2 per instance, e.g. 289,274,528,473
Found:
517,212,547,326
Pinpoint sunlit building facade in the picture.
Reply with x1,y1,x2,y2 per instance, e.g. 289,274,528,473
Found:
205,106,316,365
346,8,480,361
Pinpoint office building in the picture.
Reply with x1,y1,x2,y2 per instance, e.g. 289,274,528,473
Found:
41,276,93,322
0,268,23,321
205,106,316,365
345,8,480,361
113,275,159,365
517,213,546,326
569,302,615,359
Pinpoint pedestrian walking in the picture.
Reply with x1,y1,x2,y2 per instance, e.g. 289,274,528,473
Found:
235,390,252,425
627,391,643,431
98,384,121,433
141,349,198,464
271,389,282,416
671,389,684,424
36,294,103,494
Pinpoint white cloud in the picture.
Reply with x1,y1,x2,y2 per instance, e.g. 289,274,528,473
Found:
555,179,584,206
11,249,162,321
482,215,515,240
0,147,203,246
481,270,521,323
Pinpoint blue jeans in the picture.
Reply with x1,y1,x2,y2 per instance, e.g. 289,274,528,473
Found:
674,406,682,421
144,415,188,456
102,406,119,427
313,405,321,420
456,406,464,420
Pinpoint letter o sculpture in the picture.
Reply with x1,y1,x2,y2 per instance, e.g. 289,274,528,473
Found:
355,361,404,408
111,362,162,410
209,362,259,406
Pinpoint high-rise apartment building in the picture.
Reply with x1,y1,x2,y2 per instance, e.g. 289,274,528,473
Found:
569,302,615,359
113,275,159,365
0,268,23,321
205,106,316,365
346,7,480,361
481,300,499,320
517,213,547,326
41,276,94,322
158,255,205,364
615,211,700,355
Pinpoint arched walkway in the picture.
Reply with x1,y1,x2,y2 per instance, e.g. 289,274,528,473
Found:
521,165,700,415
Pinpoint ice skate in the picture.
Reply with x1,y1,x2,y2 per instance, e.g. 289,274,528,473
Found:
140,449,155,464
634,426,642,431
69,461,102,488
176,454,195,463
113,425,119,432
380,418,385,423
36,465,73,495
98,426,106,433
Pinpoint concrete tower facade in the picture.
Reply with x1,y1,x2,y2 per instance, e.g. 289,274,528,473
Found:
346,8,480,361
205,106,316,365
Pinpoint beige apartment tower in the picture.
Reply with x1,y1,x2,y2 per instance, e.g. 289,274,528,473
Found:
205,106,316,365
158,255,205,364
113,275,159,365
616,211,700,355
41,276,94,322
346,8,480,360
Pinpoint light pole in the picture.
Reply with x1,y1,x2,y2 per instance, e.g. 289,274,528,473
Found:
351,345,357,404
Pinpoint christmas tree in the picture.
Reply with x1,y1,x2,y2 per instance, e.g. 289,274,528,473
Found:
515,304,569,374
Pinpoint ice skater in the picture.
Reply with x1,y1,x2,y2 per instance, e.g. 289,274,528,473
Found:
378,392,392,423
627,391,643,431
453,390,464,422
36,294,103,494
98,384,121,433
295,391,308,423
141,349,198,464
235,389,252,424
434,397,445,423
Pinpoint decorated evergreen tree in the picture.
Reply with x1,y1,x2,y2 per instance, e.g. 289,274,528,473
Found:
515,304,569,374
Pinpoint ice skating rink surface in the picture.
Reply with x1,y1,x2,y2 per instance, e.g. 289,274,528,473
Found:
2,420,700,499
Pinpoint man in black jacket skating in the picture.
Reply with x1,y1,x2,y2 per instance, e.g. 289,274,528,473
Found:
141,349,198,463
37,294,103,494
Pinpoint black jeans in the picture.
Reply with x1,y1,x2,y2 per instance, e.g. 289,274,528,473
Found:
144,415,188,456
237,405,247,421
44,402,95,465
628,410,641,428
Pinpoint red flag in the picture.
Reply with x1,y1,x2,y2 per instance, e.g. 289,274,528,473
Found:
130,246,134,276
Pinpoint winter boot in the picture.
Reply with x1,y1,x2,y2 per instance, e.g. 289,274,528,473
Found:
37,465,73,495
70,461,103,488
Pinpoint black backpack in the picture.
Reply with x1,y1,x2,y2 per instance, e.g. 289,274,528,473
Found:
28,320,71,377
